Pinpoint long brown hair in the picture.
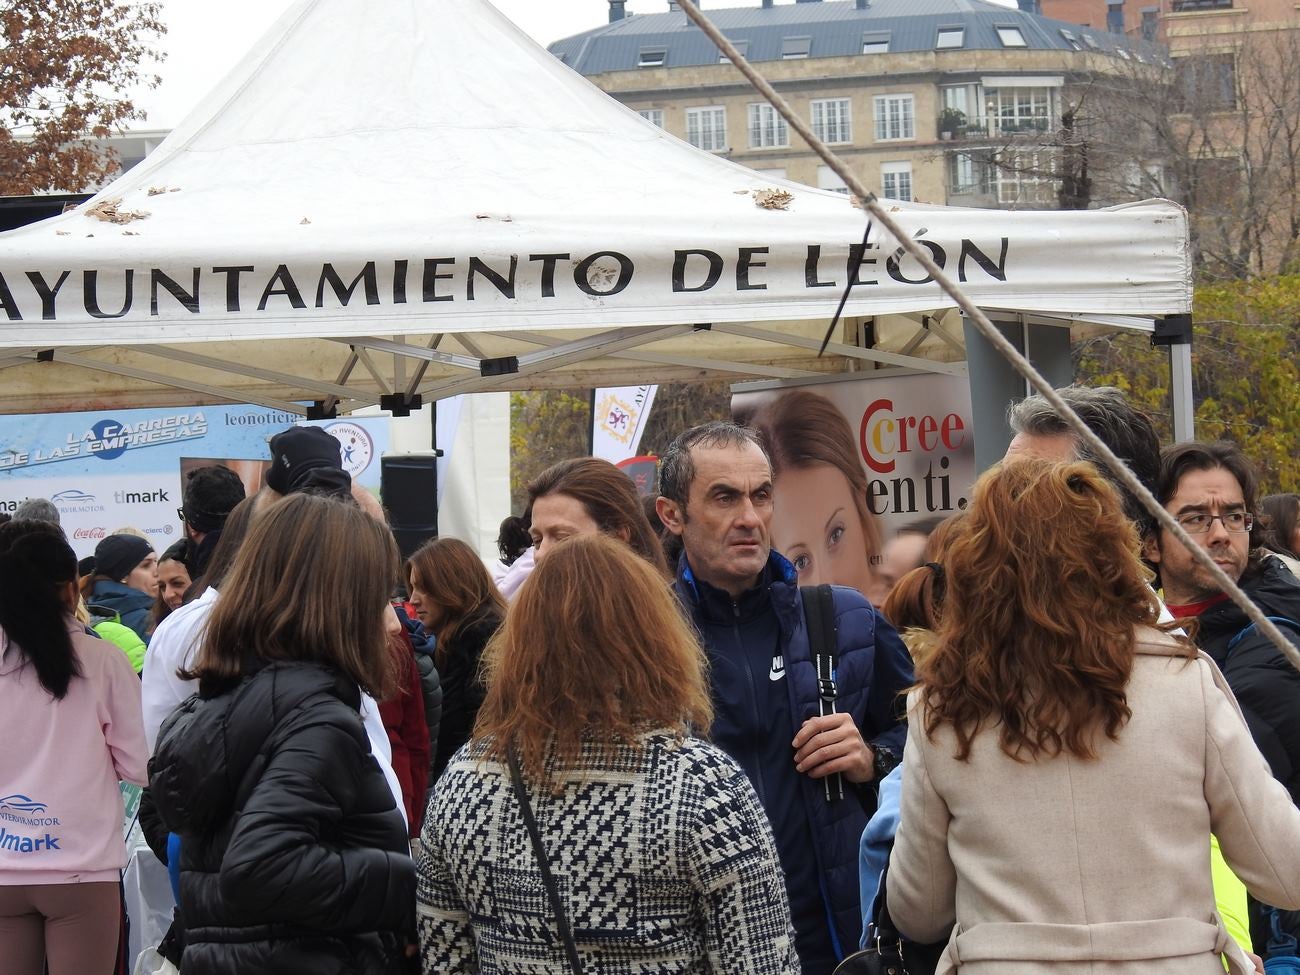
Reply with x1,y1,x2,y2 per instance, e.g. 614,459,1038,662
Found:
186,493,398,699
526,458,668,575
743,389,883,571
919,460,1177,763
473,534,712,783
406,536,505,667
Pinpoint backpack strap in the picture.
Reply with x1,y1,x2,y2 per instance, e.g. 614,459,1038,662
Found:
1225,616,1300,655
801,584,844,802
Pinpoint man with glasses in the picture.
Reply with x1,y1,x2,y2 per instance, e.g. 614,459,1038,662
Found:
1145,440,1300,959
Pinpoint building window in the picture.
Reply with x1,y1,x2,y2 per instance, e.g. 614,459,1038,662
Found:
1175,53,1236,111
862,31,890,54
1140,8,1158,41
818,165,850,194
686,106,727,151
985,86,1056,135
1082,33,1101,50
997,26,1028,47
782,36,812,60
638,109,664,128
1060,29,1082,50
994,149,1058,206
936,27,965,50
811,98,852,144
1106,1,1125,33
720,39,749,63
881,162,913,202
874,94,915,141
948,151,995,197
639,47,667,67
748,103,789,149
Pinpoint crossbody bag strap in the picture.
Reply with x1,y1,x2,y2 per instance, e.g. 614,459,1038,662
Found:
506,747,584,975
801,583,844,802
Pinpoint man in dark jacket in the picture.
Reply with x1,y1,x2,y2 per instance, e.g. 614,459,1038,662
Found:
657,421,913,974
1145,439,1300,958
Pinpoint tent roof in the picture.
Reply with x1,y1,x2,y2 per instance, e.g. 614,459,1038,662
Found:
0,0,1190,415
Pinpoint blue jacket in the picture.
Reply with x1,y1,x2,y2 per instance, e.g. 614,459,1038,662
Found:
88,579,155,644
674,551,913,969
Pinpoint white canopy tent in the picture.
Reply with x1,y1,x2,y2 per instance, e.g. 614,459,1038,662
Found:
0,0,1191,418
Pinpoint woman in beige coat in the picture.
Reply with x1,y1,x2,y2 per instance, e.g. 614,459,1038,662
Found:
889,460,1300,975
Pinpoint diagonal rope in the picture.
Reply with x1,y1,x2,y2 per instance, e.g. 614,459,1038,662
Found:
676,0,1300,674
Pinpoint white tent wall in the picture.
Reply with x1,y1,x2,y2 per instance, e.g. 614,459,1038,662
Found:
432,392,511,562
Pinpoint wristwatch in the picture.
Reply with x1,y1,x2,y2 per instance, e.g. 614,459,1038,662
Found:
872,744,901,782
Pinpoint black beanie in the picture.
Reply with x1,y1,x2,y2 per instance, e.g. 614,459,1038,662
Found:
265,427,350,496
182,465,247,533
93,534,154,583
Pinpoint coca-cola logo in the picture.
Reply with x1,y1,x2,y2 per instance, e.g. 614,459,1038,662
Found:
73,527,106,540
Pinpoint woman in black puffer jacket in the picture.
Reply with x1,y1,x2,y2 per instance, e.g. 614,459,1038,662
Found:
150,493,415,975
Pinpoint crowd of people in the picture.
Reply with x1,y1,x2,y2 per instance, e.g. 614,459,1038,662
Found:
3,385,1300,975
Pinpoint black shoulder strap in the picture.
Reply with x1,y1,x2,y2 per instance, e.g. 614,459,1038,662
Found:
801,584,844,802
506,748,584,975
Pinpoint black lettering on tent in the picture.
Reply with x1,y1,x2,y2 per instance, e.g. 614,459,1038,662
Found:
886,240,946,285
467,256,518,301
672,250,722,293
805,246,836,288
0,272,22,320
737,247,768,291
213,266,254,312
422,259,455,303
575,252,633,297
848,243,880,286
257,265,306,311
26,270,70,320
150,268,201,315
529,254,569,299
393,260,408,304
83,270,134,319
958,238,1009,282
316,262,380,308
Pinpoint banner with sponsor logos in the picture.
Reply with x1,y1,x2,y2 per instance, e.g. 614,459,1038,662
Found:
732,374,975,587
0,405,388,557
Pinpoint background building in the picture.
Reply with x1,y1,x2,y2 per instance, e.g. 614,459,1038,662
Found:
550,0,1145,209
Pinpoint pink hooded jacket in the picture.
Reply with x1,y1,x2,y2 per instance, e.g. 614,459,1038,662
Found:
0,618,149,884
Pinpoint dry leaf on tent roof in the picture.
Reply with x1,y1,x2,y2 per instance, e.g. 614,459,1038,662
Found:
122,230,139,236
85,197,150,224
753,188,793,211
300,217,311,225
147,186,167,196
55,230,70,236
734,189,750,195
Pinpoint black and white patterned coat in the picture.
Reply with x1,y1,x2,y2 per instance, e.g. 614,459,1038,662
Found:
417,730,800,974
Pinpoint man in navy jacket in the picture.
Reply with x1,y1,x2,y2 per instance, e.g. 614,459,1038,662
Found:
657,421,913,974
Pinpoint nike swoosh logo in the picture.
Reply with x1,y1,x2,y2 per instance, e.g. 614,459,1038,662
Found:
769,656,785,681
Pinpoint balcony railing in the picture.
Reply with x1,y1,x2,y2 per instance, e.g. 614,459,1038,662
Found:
937,114,1053,142
1171,0,1232,11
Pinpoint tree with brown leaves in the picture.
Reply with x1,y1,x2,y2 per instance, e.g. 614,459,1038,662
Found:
0,0,165,194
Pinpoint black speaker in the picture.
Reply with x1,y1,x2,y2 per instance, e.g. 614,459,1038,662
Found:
381,453,439,560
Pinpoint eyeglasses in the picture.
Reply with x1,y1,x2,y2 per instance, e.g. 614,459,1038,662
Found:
176,507,187,524
1175,511,1253,534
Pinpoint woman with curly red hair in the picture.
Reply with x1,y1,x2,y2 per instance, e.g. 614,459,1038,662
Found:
888,459,1300,975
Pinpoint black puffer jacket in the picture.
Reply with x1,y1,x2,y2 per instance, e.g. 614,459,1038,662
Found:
1196,556,1300,803
149,659,415,975
431,607,501,783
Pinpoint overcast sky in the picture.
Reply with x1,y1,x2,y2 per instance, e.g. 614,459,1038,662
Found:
133,0,1014,130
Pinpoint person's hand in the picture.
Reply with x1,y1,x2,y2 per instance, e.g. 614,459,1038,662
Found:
1247,951,1264,974
792,713,874,783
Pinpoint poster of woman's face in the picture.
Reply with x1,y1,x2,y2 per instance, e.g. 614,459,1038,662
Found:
733,376,975,608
